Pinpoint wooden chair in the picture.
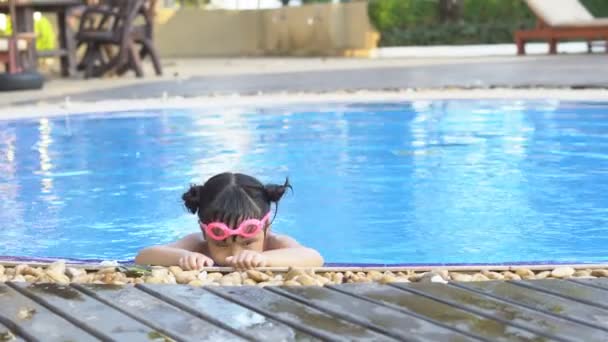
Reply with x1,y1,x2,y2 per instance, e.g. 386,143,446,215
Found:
0,37,31,73
516,0,608,55
75,0,161,78
0,0,43,91
0,0,36,73
117,0,162,76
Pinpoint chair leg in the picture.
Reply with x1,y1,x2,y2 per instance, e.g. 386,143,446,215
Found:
81,46,99,78
83,49,102,78
7,39,19,74
95,45,127,78
84,60,95,79
116,59,131,76
515,37,526,55
139,45,148,60
548,39,557,54
19,51,31,71
58,11,77,77
84,44,114,78
142,39,162,76
79,44,99,73
86,44,117,77
128,44,144,78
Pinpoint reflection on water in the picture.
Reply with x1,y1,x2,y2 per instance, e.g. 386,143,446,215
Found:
0,100,607,264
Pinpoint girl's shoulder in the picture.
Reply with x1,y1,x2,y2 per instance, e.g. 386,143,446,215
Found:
168,233,207,253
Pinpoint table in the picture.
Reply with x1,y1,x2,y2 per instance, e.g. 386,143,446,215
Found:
0,0,84,77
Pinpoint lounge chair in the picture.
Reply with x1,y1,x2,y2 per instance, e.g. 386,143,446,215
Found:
516,0,608,55
75,0,161,78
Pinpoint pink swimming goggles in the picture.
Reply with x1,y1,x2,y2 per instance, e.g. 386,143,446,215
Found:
200,212,271,241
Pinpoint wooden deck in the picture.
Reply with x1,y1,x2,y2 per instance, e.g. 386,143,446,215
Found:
0,279,607,341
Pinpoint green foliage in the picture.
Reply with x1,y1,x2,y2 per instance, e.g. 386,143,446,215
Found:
302,0,334,3
0,14,56,51
368,0,608,46
581,0,608,16
368,0,436,31
179,0,209,6
0,15,11,36
35,16,57,51
460,0,535,24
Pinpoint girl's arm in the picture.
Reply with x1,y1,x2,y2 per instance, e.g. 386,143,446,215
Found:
135,233,209,267
262,235,324,267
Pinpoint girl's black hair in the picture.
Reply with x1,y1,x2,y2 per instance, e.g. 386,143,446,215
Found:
182,172,291,228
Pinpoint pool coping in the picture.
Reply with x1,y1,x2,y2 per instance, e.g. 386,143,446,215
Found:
1,257,607,272
2,88,608,121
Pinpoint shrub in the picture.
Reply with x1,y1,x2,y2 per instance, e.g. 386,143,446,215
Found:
0,14,56,51
368,0,608,46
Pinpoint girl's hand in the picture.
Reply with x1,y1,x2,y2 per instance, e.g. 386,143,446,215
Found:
225,251,268,270
178,252,214,270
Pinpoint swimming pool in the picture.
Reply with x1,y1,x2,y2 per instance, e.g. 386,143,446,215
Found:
0,100,607,265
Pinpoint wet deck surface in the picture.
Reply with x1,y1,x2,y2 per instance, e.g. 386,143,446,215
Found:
1,279,607,341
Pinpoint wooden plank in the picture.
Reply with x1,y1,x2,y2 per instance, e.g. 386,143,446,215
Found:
569,278,608,291
515,280,608,310
10,282,159,341
0,283,96,341
270,285,475,342
0,321,25,342
394,282,608,342
207,286,396,342
75,284,243,342
139,284,316,342
455,281,608,331
333,283,552,342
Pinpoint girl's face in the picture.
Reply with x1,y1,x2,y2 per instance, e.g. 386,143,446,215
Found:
205,228,266,265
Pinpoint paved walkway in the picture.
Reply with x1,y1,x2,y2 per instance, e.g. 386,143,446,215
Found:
1,54,607,107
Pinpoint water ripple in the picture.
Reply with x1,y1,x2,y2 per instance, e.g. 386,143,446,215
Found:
0,100,607,264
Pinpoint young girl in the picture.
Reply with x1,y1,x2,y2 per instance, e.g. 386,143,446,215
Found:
135,172,323,270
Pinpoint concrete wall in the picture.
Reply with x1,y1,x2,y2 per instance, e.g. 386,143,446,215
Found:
154,1,379,57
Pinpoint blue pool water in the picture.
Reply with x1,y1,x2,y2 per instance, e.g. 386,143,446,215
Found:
0,100,607,265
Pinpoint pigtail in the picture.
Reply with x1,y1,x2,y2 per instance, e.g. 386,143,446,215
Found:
181,184,204,214
263,177,292,203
